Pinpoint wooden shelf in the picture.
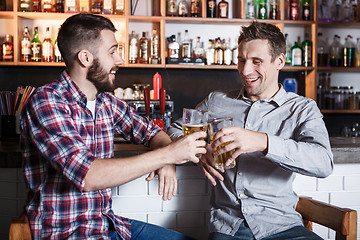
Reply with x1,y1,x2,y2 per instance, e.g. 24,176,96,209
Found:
321,110,360,114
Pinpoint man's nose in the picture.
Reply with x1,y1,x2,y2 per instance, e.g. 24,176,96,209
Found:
240,61,253,76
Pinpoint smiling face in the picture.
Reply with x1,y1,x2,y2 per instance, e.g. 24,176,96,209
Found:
237,39,285,101
87,29,123,93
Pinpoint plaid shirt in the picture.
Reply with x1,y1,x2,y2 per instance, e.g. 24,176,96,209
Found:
21,71,161,240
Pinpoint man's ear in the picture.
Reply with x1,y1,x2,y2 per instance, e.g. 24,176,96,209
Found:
276,53,286,70
77,50,93,67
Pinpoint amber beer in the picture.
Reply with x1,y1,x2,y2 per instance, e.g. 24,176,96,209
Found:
182,124,207,135
210,135,235,169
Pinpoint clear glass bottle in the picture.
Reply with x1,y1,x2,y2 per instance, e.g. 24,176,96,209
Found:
329,34,342,67
79,0,90,12
214,38,224,65
291,37,302,66
246,0,256,19
178,0,188,17
31,26,42,62
181,30,192,58
103,0,113,14
113,0,124,14
218,0,229,18
342,35,356,67
342,0,352,21
150,29,160,64
205,39,215,65
232,37,238,65
318,0,331,21
207,0,216,17
167,0,177,16
64,0,76,13
2,34,13,62
117,34,125,62
351,0,357,21
302,0,311,20
285,33,292,66
54,28,63,62
269,0,279,19
317,32,329,67
21,26,31,62
129,31,138,64
331,0,342,21
42,27,53,62
138,32,149,64
301,33,312,67
224,38,232,65
190,0,200,17
258,0,267,19
193,36,204,58
356,37,360,67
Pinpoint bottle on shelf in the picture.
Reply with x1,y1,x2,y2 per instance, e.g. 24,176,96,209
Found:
302,33,312,67
207,0,216,17
138,32,149,64
284,0,290,19
302,0,311,20
79,0,90,12
291,37,302,66
178,0,188,17
190,0,200,17
21,26,32,62
193,36,204,58
43,0,55,12
232,37,238,65
167,0,177,16
55,0,64,12
91,0,102,14
42,27,53,62
351,0,358,21
257,0,267,19
289,0,299,20
103,0,113,14
329,34,342,67
32,0,41,11
167,35,179,59
31,27,42,62
214,38,224,65
285,33,292,66
218,0,229,18
0,0,6,10
331,0,342,21
64,0,76,12
129,31,138,64
150,29,160,64
246,0,256,19
2,34,13,62
19,0,31,11
181,30,192,58
205,39,215,65
224,38,232,65
342,0,352,21
54,28,62,62
269,0,279,20
113,0,124,14
356,37,360,67
342,35,355,67
317,32,329,67
117,35,125,62
318,0,331,21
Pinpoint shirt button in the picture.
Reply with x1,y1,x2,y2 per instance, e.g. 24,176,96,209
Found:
246,123,251,128
239,193,245,198
238,172,243,176
243,208,247,213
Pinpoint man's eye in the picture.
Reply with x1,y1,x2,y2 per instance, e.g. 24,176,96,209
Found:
254,60,261,64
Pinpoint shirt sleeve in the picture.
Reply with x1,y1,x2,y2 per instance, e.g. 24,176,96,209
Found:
22,89,95,191
266,100,334,178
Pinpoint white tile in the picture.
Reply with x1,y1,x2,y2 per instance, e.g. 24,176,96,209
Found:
116,213,147,222
162,195,210,212
148,212,177,228
296,192,330,203
330,191,360,207
178,179,207,195
112,196,162,213
312,223,330,239
344,175,360,191
317,175,343,191
117,177,148,196
332,164,360,175
293,174,317,192
176,165,205,179
177,211,205,228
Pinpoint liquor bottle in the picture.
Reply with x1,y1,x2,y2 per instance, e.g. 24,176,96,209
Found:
351,0,357,21
301,0,310,20
64,0,76,12
218,0,229,18
91,0,102,13
117,36,125,61
19,0,31,11
113,0,123,14
181,30,192,58
129,31,138,64
301,33,312,67
214,38,224,65
21,26,32,62
291,37,302,66
246,0,255,19
167,35,179,59
317,32,329,67
54,29,62,62
232,37,238,65
205,39,215,65
285,33,292,65
331,0,342,21
55,0,64,12
178,0,188,17
190,0,200,17
224,38,232,65
193,36,204,58
79,0,90,12
329,35,342,67
138,32,149,64
42,27,53,62
150,29,160,64
166,0,177,16
289,0,298,20
343,35,355,67
103,0,113,14
31,27,42,62
342,0,352,21
43,0,54,12
0,0,6,10
258,0,267,19
207,0,216,17
2,34,13,62
356,37,360,67
269,0,279,19
284,0,290,19
33,0,41,11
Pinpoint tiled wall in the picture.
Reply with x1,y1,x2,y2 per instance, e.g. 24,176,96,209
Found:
1,164,359,240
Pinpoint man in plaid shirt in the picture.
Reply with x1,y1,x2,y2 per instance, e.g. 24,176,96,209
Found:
20,14,206,240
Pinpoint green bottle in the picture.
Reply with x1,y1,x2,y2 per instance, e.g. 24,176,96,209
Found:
285,33,292,66
31,27,42,62
302,33,312,67
258,0,267,19
291,36,302,66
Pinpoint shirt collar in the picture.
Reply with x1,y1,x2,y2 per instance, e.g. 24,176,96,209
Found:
239,84,287,107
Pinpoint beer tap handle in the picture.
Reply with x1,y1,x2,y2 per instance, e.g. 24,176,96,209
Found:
144,88,150,119
160,88,166,118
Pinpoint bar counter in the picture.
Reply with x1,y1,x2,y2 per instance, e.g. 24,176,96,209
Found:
0,137,359,167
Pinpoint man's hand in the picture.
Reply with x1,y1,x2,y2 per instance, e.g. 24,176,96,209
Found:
198,143,224,186
146,164,177,201
211,126,268,166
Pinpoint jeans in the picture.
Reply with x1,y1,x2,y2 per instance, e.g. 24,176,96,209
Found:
110,219,195,240
209,221,323,240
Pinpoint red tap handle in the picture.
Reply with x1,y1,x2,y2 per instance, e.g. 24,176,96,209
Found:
160,88,166,117
144,88,150,118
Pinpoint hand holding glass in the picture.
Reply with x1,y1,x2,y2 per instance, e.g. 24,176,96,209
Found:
182,108,209,135
208,117,235,170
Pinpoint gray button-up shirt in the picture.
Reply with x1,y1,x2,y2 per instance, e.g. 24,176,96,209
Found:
167,86,333,239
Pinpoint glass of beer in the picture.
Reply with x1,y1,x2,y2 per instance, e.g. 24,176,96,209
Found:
208,117,235,170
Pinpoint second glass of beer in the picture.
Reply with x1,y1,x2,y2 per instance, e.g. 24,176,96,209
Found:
182,108,209,135
208,117,235,170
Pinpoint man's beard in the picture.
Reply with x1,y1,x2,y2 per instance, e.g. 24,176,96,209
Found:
87,58,116,93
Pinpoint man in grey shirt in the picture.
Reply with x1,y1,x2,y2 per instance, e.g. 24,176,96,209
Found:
167,22,333,240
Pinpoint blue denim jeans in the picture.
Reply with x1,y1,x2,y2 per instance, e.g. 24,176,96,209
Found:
209,221,323,240
110,219,195,240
